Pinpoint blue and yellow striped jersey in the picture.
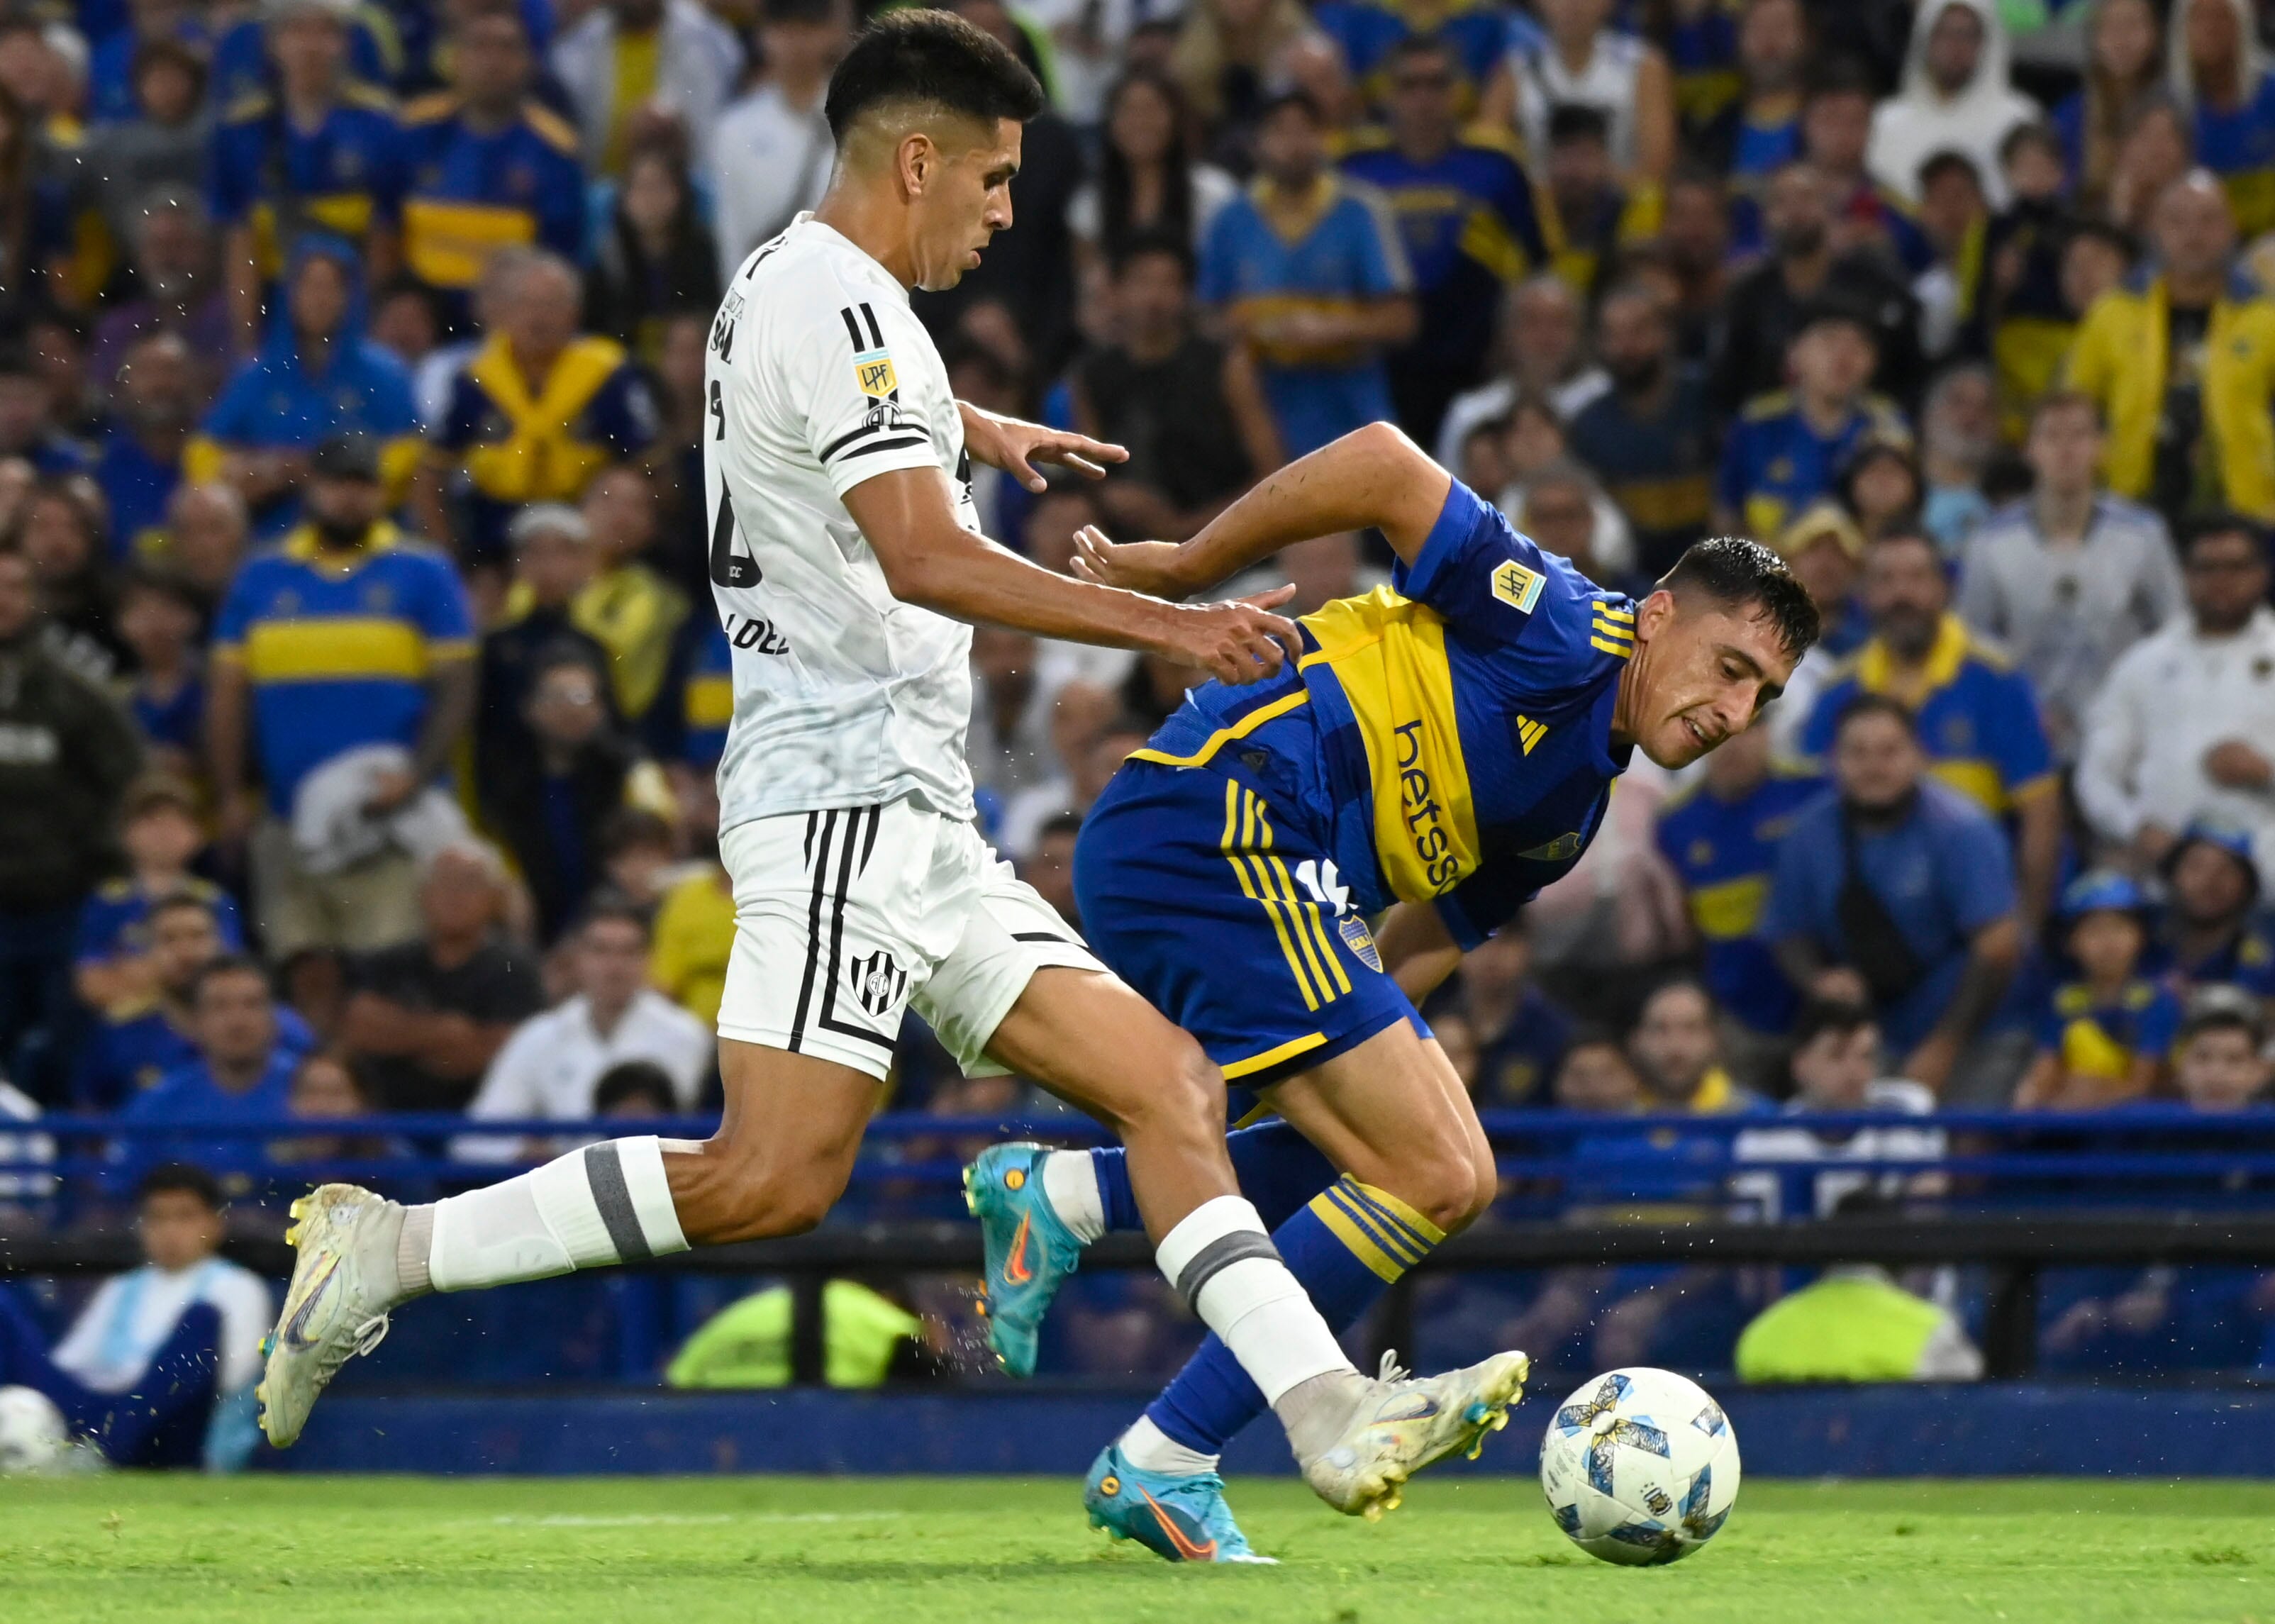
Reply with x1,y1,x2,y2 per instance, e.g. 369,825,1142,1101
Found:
208,88,408,275
399,94,587,292
211,524,474,812
1130,480,1635,947
1654,766,1823,1034
1797,613,2055,817
1717,390,1912,543
2036,979,2183,1081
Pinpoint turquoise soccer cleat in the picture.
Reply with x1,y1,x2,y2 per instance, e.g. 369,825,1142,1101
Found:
1084,1443,1273,1564
963,1142,1086,1377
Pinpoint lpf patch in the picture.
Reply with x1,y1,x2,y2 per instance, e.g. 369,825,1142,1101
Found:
1491,560,1545,613
855,350,898,399
1337,915,1384,972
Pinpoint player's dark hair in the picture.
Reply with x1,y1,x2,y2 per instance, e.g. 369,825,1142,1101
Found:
2180,511,2267,560
1832,690,1918,741
824,9,1045,144
189,952,269,1005
1547,102,1611,148
1657,537,1821,662
136,1160,224,1211
594,1059,679,1116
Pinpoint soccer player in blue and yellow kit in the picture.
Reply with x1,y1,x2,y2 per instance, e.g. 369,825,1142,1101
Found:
965,421,1818,1561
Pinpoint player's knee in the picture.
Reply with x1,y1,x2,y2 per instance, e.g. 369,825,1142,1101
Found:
1386,1141,1489,1236
1118,1033,1225,1140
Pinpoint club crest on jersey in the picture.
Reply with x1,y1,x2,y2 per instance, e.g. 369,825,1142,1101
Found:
1337,915,1384,972
1492,560,1545,613
850,950,908,1018
855,350,898,399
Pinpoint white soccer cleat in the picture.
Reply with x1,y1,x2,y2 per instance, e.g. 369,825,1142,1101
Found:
1302,1350,1531,1520
256,1184,398,1448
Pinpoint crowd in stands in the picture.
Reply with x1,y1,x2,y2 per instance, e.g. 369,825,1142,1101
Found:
0,0,2274,1415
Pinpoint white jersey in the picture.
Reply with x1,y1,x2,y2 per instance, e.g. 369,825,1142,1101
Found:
703,213,984,834
1510,31,1647,174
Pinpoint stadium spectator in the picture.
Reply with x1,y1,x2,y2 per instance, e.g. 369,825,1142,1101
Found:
0,343,89,479
1494,0,1674,187
1459,921,1572,1107
567,465,688,724
477,503,614,781
1730,999,1944,1222
0,547,143,1101
1837,433,1924,544
267,1050,408,1170
1434,273,1608,469
2167,0,2275,240
998,712,1154,864
1914,364,2000,554
966,627,1054,800
649,855,733,1029
427,251,660,564
22,478,132,679
1068,234,1278,543
1910,152,1993,361
2147,824,2275,1001
1199,89,1415,460
113,570,206,781
338,843,540,1112
2050,0,2163,209
1969,130,2074,445
2169,990,2275,1111
2062,173,2275,528
480,643,672,938
208,0,407,355
2015,872,2183,1110
1957,392,2182,758
1764,506,1869,760
1067,69,1237,279
1803,58,1931,272
115,956,297,1193
1542,104,1658,298
1566,280,1714,579
1656,719,1822,1061
458,901,711,1156
593,1057,680,1119
396,4,585,312
596,807,679,912
1801,528,2061,929
1505,457,1631,586
548,0,742,179
186,237,423,540
1765,693,2024,1098
1717,301,1911,542
1342,37,1545,445
583,142,722,365
1019,810,1084,934
82,42,208,250
707,0,848,282
2076,515,2275,876
91,333,195,567
1691,0,1807,184
148,482,248,616
2103,102,2195,240
1627,979,1767,1115
207,434,476,959
88,196,231,404
1709,162,1924,418
1169,0,1323,166
1867,0,2037,206
0,1162,270,1468
1734,1253,1984,1382
72,774,242,1015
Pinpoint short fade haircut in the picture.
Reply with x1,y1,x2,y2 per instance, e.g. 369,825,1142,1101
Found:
137,1160,224,1211
824,9,1044,145
1657,536,1820,662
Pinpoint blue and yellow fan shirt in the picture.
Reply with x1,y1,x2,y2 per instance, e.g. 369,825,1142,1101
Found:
1654,766,1824,1034
209,88,409,279
2035,978,2184,1082
1130,479,1635,947
209,523,475,813
1798,613,2055,817
399,94,587,292
1717,390,1911,543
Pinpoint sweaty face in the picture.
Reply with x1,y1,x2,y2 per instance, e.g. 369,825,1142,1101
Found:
1628,594,1798,767
910,116,1023,291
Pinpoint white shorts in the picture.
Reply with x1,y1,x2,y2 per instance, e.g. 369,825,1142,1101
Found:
716,799,1106,1081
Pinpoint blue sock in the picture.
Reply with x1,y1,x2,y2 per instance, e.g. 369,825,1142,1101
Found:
1088,1120,1337,1234
1147,1177,1446,1457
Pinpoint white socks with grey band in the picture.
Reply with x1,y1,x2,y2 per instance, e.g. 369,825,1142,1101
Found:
1154,1194,1352,1407
417,1136,691,1294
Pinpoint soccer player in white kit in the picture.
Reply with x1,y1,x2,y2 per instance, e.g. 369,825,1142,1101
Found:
255,10,1528,1518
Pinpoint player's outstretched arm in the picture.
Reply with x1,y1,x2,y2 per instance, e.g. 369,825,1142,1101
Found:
956,400,1128,492
1073,421,1454,599
842,466,1303,686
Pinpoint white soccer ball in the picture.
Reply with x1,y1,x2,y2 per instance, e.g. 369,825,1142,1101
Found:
1539,1367,1740,1565
0,1384,67,1474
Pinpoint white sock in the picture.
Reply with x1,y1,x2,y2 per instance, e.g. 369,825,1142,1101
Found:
1155,1194,1352,1405
427,1137,689,1293
1040,1150,1106,1244
1118,1413,1219,1477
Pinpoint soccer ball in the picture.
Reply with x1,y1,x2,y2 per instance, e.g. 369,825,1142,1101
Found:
1539,1367,1740,1565
0,1384,66,1474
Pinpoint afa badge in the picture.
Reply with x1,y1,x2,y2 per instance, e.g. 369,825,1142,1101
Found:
1492,560,1545,613
855,351,898,399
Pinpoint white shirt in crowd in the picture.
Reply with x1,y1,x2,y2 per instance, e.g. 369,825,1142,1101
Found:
550,0,745,174
1434,368,1613,472
1867,0,2037,204
458,990,713,1161
707,84,838,285
706,214,984,834
52,1257,272,1396
0,1077,51,1204
1731,1077,1945,1223
2076,604,2275,874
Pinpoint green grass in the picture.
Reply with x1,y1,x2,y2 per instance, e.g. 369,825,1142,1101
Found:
4,1474,2273,1623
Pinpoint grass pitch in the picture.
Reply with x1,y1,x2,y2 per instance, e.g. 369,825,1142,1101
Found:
4,1474,2271,1623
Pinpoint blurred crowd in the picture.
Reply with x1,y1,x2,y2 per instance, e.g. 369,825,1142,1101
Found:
0,0,2262,1323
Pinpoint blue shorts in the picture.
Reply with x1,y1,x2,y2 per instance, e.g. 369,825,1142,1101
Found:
1075,760,1421,1089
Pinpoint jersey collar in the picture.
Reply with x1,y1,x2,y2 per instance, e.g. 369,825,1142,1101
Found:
1854,611,1969,700
282,520,401,569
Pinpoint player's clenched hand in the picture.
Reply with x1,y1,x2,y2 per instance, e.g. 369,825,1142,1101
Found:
1071,525,1196,596
1161,587,1303,685
958,402,1128,492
